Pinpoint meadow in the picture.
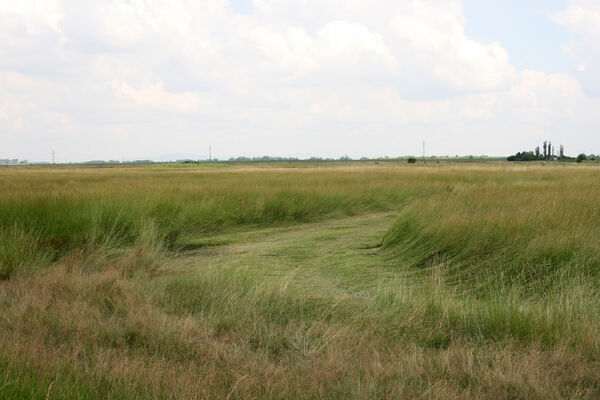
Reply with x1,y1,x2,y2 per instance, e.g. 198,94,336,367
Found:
1,162,599,399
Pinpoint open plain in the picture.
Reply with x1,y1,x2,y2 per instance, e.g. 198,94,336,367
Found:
1,162,599,399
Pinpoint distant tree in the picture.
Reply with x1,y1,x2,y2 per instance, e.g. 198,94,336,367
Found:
577,154,587,163
543,141,548,159
407,157,417,164
510,140,572,162
507,151,540,162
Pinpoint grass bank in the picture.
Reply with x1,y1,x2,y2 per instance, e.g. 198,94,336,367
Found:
382,166,600,294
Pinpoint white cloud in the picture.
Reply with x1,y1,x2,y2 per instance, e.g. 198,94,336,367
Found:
114,81,210,113
61,0,146,51
244,20,398,87
0,0,63,31
0,0,598,161
553,0,600,96
554,2,600,36
388,1,514,92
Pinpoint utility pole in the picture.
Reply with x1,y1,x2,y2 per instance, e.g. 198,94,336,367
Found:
209,146,212,162
51,150,55,164
422,141,425,159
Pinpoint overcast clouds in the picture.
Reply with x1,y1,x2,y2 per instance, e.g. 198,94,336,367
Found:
0,0,599,161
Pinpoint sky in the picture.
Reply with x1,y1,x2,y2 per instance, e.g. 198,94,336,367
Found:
1,0,599,162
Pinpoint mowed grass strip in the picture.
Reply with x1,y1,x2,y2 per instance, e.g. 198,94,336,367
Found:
1,163,599,399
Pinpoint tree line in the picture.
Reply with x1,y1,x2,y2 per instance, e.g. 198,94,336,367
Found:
507,141,593,163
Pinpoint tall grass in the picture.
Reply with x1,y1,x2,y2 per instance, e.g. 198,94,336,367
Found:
1,163,600,398
382,167,600,295
0,165,414,279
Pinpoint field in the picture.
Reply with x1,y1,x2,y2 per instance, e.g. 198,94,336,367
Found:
1,162,599,399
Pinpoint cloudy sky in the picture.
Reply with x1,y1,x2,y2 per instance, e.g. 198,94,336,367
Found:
1,0,599,161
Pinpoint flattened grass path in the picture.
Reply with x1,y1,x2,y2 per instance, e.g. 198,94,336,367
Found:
177,212,397,296
3,210,599,399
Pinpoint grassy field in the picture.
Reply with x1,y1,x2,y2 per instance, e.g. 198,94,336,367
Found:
1,162,599,399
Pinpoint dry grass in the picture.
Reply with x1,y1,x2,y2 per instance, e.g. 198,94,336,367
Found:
1,162,599,399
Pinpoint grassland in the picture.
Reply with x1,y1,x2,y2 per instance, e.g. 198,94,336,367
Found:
1,162,599,399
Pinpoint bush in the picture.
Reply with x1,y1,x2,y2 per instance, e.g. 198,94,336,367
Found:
507,151,540,162
577,154,587,163
407,158,417,164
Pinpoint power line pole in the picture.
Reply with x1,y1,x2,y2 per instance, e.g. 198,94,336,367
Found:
51,150,55,164
209,146,212,162
422,141,425,159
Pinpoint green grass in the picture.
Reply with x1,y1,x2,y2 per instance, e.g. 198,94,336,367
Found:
1,162,600,398
382,170,600,295
0,357,142,400
0,165,418,279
